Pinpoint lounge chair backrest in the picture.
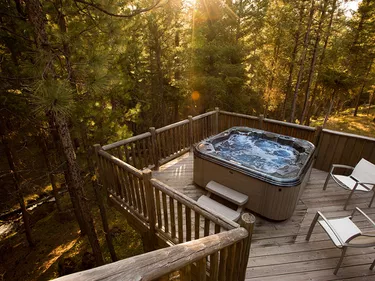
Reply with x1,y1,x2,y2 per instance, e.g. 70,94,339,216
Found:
351,158,375,183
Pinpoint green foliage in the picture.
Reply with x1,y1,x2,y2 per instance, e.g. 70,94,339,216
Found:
191,0,246,112
31,79,74,117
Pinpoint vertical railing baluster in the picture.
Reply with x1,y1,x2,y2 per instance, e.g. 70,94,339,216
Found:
188,115,193,148
186,208,191,241
218,247,228,281
155,188,162,229
162,192,169,234
177,202,183,243
143,169,156,251
210,252,219,281
170,197,176,239
195,212,200,239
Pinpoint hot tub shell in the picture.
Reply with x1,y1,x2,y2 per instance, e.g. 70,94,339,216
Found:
193,127,315,220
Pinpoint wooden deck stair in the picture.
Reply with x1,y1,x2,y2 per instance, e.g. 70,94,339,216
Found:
197,180,248,221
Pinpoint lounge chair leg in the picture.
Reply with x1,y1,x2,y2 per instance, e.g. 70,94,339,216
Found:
334,247,347,275
370,258,375,270
344,190,356,210
306,212,320,241
323,173,331,191
369,191,375,208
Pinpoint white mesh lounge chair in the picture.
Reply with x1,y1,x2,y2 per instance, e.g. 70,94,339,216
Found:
306,207,375,275
323,158,375,210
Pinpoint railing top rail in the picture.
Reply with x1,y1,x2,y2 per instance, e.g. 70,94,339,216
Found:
263,118,316,131
191,110,216,121
322,128,375,142
219,110,259,120
98,150,143,178
53,227,248,281
155,119,190,134
151,178,239,230
102,132,152,151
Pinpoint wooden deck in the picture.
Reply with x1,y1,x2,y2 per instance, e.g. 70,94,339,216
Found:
153,152,375,281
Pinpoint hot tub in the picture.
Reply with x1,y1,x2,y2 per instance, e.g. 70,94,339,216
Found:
193,127,315,220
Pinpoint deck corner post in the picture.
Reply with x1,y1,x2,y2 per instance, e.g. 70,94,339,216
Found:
93,144,106,197
313,126,323,168
259,114,264,130
238,213,255,281
215,107,220,134
313,126,323,146
188,115,194,150
142,168,157,252
149,127,160,170
93,144,101,165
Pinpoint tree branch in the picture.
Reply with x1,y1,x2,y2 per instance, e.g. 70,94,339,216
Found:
74,0,164,18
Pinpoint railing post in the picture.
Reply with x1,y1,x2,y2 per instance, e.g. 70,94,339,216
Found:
215,107,220,134
313,126,323,169
149,127,160,170
258,114,264,130
94,144,102,176
142,168,157,252
313,126,323,147
188,115,193,150
93,144,110,201
238,213,255,281
93,144,118,261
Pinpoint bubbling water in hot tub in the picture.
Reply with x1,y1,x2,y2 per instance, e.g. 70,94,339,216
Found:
212,132,304,177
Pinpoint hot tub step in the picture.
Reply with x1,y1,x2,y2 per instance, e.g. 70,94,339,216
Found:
206,181,248,206
197,195,241,222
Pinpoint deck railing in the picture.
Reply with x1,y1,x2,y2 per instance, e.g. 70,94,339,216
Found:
102,110,218,170
149,177,239,245
94,149,246,245
218,110,318,143
95,149,149,225
315,129,375,172
94,142,256,280
54,222,254,281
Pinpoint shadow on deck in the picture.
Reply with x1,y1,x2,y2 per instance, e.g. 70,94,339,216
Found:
154,152,375,281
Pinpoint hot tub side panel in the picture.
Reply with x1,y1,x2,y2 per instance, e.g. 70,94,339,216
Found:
194,155,309,220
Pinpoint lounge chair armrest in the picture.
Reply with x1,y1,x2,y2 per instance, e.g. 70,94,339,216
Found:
330,164,354,174
351,182,375,192
351,207,375,227
344,241,375,248
357,182,375,189
317,211,346,245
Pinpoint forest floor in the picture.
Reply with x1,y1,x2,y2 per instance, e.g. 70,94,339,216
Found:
0,177,143,281
310,104,375,137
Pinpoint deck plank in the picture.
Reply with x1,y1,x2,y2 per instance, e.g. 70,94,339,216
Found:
153,152,375,280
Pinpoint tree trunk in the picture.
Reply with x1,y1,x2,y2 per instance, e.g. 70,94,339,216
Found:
264,41,280,116
367,93,374,115
39,134,63,214
0,118,35,247
53,113,104,265
48,114,87,235
350,0,372,117
290,0,316,123
305,0,337,125
282,0,306,120
300,0,328,123
354,59,373,116
26,0,103,264
323,89,335,127
80,125,117,262
149,20,165,126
